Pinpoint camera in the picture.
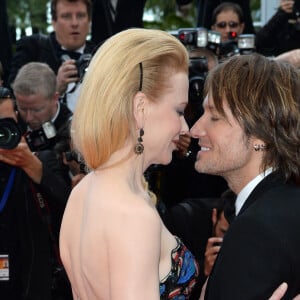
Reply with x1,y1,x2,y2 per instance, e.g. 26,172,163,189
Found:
0,118,22,149
60,53,92,95
177,27,255,59
76,54,92,80
25,121,57,151
188,56,208,101
65,150,87,174
65,150,81,164
61,53,92,80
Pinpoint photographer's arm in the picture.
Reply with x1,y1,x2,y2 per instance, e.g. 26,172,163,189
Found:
0,138,43,183
255,7,292,56
36,150,71,207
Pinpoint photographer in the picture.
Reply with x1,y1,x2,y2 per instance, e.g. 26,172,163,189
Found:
256,0,300,57
12,62,72,154
210,2,245,42
0,87,72,299
8,0,95,112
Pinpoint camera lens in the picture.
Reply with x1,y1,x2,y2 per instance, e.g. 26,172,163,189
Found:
0,118,21,149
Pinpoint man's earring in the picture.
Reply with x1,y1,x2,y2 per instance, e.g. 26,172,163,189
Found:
253,144,266,151
134,128,144,155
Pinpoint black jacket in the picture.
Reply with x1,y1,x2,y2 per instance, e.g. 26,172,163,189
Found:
0,150,71,300
255,9,300,57
8,32,96,86
91,0,147,45
204,172,300,299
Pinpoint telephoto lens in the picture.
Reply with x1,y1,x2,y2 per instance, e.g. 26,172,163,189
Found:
0,118,21,149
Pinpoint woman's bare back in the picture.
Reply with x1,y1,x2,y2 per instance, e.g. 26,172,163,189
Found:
60,171,177,299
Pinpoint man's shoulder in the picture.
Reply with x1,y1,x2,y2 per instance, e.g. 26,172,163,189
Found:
17,33,50,47
84,40,98,54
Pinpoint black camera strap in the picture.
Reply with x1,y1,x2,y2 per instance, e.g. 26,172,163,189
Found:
29,181,63,266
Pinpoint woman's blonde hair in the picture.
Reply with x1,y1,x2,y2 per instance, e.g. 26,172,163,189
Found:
72,28,189,169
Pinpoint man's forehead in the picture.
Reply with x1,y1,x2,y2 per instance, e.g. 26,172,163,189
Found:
15,93,48,105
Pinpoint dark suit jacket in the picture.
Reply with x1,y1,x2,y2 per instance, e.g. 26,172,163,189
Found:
205,172,300,299
8,32,96,86
0,150,71,300
91,0,147,45
255,8,300,57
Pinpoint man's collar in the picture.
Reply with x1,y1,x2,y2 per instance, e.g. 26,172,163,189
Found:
235,168,273,215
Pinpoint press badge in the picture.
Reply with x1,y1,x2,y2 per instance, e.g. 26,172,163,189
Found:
0,255,9,281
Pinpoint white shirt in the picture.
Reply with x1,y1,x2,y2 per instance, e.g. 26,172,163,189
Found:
235,168,273,215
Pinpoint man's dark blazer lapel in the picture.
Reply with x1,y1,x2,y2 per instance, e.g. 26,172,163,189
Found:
238,171,284,215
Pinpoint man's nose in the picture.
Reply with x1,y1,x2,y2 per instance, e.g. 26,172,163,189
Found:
190,116,205,138
71,15,79,25
24,110,34,122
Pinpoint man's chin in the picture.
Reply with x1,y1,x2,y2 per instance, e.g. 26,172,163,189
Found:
195,162,213,175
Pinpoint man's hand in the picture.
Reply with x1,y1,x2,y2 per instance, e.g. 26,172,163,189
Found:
0,137,42,183
175,132,192,158
269,282,300,300
56,59,79,95
204,237,223,276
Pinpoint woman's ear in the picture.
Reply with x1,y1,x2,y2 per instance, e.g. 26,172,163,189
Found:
133,91,147,128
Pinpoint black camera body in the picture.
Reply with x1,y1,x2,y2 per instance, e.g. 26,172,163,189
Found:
25,121,57,151
188,56,208,104
0,118,22,149
65,150,87,174
75,53,92,79
61,53,92,80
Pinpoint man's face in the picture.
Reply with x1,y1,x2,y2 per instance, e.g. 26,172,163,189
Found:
190,94,257,185
211,10,245,42
52,0,90,51
15,93,58,131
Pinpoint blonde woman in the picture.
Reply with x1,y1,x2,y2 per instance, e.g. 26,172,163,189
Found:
59,28,198,299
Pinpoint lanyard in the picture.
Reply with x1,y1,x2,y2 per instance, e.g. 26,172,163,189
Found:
0,168,16,213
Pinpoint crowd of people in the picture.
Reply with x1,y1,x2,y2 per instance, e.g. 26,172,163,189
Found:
1,0,300,299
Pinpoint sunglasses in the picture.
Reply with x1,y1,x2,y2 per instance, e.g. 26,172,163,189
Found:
215,21,240,29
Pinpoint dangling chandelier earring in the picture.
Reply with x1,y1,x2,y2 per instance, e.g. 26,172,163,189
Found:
134,128,144,154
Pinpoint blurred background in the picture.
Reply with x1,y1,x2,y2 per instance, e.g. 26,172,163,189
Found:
2,0,280,40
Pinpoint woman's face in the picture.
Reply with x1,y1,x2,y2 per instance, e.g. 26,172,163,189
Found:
211,10,245,42
143,71,189,166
